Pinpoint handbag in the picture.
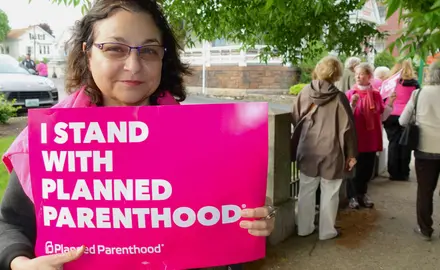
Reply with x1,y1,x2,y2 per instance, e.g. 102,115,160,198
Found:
399,88,422,150
291,103,318,162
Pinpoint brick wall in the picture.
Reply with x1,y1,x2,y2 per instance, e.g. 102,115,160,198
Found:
185,66,295,90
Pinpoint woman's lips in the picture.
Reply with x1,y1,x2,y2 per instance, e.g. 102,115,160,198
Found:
120,80,144,86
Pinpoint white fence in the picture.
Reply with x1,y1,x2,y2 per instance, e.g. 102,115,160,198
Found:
181,44,288,67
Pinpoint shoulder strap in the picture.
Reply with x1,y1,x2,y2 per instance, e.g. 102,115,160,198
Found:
413,88,422,121
414,88,422,113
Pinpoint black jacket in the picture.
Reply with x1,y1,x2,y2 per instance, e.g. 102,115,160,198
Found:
0,171,36,269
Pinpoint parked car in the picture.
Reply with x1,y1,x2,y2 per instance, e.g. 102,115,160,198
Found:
0,54,58,111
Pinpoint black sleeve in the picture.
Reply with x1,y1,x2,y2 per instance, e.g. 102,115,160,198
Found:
0,171,36,270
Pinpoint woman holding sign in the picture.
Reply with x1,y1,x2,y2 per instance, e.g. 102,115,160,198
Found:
383,60,419,181
0,1,275,270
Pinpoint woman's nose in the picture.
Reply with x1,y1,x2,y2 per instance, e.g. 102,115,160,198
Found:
124,52,142,74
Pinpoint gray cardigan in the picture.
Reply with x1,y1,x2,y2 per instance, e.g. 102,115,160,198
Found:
399,85,440,155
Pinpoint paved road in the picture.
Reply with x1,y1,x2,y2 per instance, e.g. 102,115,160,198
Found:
54,78,291,112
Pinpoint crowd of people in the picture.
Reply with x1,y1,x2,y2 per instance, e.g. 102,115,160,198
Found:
293,55,440,242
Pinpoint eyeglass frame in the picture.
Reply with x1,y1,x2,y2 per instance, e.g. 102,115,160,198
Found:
92,42,167,61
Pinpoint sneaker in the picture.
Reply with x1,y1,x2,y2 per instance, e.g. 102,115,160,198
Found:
359,194,374,208
348,197,360,209
413,227,431,241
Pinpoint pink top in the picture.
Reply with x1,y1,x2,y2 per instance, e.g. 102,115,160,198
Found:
391,82,417,116
2,87,179,202
346,87,385,153
36,62,48,76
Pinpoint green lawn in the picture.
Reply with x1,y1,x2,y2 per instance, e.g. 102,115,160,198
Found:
0,136,16,200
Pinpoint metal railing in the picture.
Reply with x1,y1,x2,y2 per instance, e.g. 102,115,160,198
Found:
290,162,300,201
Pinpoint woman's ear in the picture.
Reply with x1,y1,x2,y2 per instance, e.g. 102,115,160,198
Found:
82,42,87,52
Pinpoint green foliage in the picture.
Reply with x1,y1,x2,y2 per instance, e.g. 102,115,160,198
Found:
384,0,440,60
0,10,10,42
40,0,383,65
374,51,396,68
298,42,329,83
289,83,307,95
0,94,18,124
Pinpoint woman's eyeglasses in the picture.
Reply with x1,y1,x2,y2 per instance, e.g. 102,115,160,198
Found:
93,42,166,62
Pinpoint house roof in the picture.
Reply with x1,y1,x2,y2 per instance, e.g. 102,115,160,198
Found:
7,27,29,39
7,25,55,40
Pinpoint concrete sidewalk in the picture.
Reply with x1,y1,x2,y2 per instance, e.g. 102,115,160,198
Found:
248,170,440,270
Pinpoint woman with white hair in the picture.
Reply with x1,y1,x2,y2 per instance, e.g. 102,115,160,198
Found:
372,66,390,90
399,61,440,241
336,57,361,92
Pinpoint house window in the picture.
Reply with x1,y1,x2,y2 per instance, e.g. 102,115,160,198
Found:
43,46,47,54
378,6,386,21
39,45,42,54
47,46,50,54
42,35,45,40
27,46,32,55
6,46,9,54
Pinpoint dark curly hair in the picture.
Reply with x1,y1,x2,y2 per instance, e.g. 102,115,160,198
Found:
65,0,190,105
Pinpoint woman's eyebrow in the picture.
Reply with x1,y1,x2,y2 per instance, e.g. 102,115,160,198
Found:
108,36,160,45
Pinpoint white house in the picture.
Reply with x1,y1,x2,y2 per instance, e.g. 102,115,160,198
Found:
52,27,74,61
0,25,56,61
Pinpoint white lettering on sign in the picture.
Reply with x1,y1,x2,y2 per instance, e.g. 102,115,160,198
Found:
42,205,242,229
41,179,172,201
41,121,149,144
38,119,246,232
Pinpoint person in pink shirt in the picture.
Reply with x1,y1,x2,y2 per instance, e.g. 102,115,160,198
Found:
383,60,420,181
345,63,396,209
36,61,48,77
372,66,390,90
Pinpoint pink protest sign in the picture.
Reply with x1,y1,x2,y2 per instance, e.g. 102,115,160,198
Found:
27,103,269,270
380,69,402,98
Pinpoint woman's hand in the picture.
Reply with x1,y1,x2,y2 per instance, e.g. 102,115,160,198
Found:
388,91,397,105
351,94,360,108
239,197,275,237
11,246,85,270
346,157,357,171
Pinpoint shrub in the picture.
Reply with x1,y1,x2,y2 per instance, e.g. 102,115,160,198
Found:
289,83,307,95
0,94,19,124
374,51,396,68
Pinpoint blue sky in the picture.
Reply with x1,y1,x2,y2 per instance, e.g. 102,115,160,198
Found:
0,0,83,36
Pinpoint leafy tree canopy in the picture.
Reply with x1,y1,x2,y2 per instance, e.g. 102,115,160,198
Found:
0,9,10,42
39,0,382,64
385,0,440,60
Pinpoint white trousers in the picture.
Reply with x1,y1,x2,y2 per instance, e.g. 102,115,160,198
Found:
297,173,342,240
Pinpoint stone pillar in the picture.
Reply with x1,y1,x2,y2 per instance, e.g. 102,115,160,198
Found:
266,109,295,245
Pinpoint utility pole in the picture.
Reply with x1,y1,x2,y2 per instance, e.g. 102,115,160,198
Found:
33,25,36,59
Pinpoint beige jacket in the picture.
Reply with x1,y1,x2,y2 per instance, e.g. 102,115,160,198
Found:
292,80,358,180
399,85,440,154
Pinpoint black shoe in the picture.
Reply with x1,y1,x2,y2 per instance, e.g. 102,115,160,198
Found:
359,194,374,208
413,227,431,241
348,197,360,209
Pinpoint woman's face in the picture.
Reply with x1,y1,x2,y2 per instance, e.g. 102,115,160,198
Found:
88,9,163,106
355,68,372,86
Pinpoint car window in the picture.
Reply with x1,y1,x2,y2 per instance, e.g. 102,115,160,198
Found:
0,60,30,74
